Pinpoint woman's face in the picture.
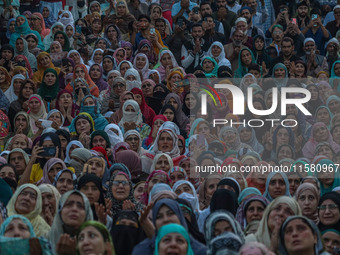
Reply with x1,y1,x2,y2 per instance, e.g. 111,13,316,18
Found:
284,219,317,254
120,63,130,77
158,132,174,153
319,199,340,226
241,50,252,66
150,72,160,84
288,174,300,196
107,26,117,41
93,51,103,64
335,63,340,77
174,183,192,195
50,43,61,53
222,130,236,144
125,134,139,152
239,128,252,142
90,65,101,80
124,46,132,58
203,59,214,73
44,72,56,86
136,56,147,69
65,25,73,38
55,33,65,47
322,231,340,254
163,108,175,122
75,67,86,79
41,191,57,216
97,40,107,50
0,166,16,182
80,182,100,205
103,58,113,72
295,63,305,76
0,70,6,84
274,68,286,79
133,182,145,201
142,82,153,97
40,55,51,68
328,99,340,114
185,93,197,110
268,203,294,232
308,86,318,101
76,118,91,135
16,39,24,52
151,7,161,20
317,145,333,159
59,92,72,107
297,189,317,217
15,115,27,131
197,123,210,136
277,145,293,161
56,172,74,195
4,218,31,238
158,232,188,255
26,36,37,50
61,193,86,228
113,81,126,96
160,53,173,68
92,21,102,33
9,20,15,32
13,79,22,95
12,136,28,150
268,174,286,199
48,163,63,183
78,226,106,255
115,50,125,63
155,155,170,172
48,112,63,126
205,178,220,198
29,98,41,114
211,45,222,57
276,128,289,148
155,205,181,230
246,200,265,224
332,126,340,143
15,187,37,214
112,175,130,201
168,97,179,110
87,158,104,177
117,5,127,16
313,125,328,142
147,175,167,193
16,16,25,27
316,108,330,125
70,52,81,65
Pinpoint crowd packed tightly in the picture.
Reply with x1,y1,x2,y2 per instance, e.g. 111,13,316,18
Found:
0,0,340,254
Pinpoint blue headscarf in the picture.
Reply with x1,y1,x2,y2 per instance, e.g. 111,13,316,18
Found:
6,18,16,39
234,48,255,79
263,172,290,202
316,159,340,196
315,105,333,128
39,5,56,28
237,187,262,204
272,63,288,88
53,169,77,187
80,95,108,131
330,60,340,91
0,215,35,237
201,56,219,78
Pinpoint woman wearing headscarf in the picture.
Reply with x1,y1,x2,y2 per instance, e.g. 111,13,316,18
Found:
6,183,51,237
164,93,189,130
9,15,44,50
31,12,50,40
13,55,34,78
302,122,340,160
48,41,67,67
33,52,61,84
104,24,121,49
53,31,72,52
110,210,145,255
6,18,16,43
132,198,207,255
318,191,340,231
245,196,302,248
88,48,104,67
295,183,320,225
206,41,231,69
38,184,61,226
172,180,200,216
40,6,57,29
143,115,168,149
278,216,328,255
234,48,256,79
315,159,340,195
42,22,64,51
4,74,25,104
37,68,59,101
37,158,67,185
200,56,219,79
55,89,79,127
13,38,37,70
48,190,93,254
272,63,289,88
219,126,251,151
156,50,179,81
252,34,272,67
80,95,108,131
89,64,108,92
0,67,11,93
124,68,142,91
131,88,155,126
106,171,143,217
133,53,151,80
100,75,125,114
118,99,151,139
263,172,290,202
238,125,264,155
27,94,47,135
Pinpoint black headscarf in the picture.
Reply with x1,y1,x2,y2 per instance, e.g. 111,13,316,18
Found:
110,210,146,255
0,44,14,72
318,191,340,232
217,178,241,197
210,189,238,216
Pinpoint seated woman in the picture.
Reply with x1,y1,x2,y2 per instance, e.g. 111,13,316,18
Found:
6,184,51,237
76,221,115,255
118,99,151,140
132,198,207,255
278,216,327,255
0,215,51,253
80,95,108,131
48,190,93,254
38,184,61,226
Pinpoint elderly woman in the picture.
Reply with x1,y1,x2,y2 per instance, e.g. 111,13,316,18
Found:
295,183,320,224
6,184,51,237
38,184,61,226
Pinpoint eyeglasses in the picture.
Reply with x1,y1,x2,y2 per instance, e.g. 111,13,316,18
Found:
112,180,129,186
318,204,338,211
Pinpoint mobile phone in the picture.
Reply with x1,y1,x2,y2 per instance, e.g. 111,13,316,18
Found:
39,119,53,129
39,147,56,157
76,25,82,34
150,28,155,34
175,79,190,87
291,18,297,24
280,8,285,13
196,134,206,147
178,17,184,27
312,14,317,20
193,7,199,14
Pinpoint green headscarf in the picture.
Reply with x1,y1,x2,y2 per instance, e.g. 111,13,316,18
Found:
53,31,71,52
234,48,255,79
201,56,218,78
154,223,193,255
38,68,59,100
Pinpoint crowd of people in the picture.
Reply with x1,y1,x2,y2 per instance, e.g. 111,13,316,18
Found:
0,0,339,254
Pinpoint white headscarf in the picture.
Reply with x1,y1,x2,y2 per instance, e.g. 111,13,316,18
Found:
118,99,143,126
133,53,150,79
124,68,142,90
28,94,48,134
58,10,74,26
206,41,232,69
149,128,180,158
5,74,25,103
105,123,124,148
64,140,84,164
88,48,104,66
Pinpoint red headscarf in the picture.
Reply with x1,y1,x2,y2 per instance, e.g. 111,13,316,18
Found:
14,55,33,79
131,88,155,126
55,89,79,126
144,115,168,147
91,146,112,168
